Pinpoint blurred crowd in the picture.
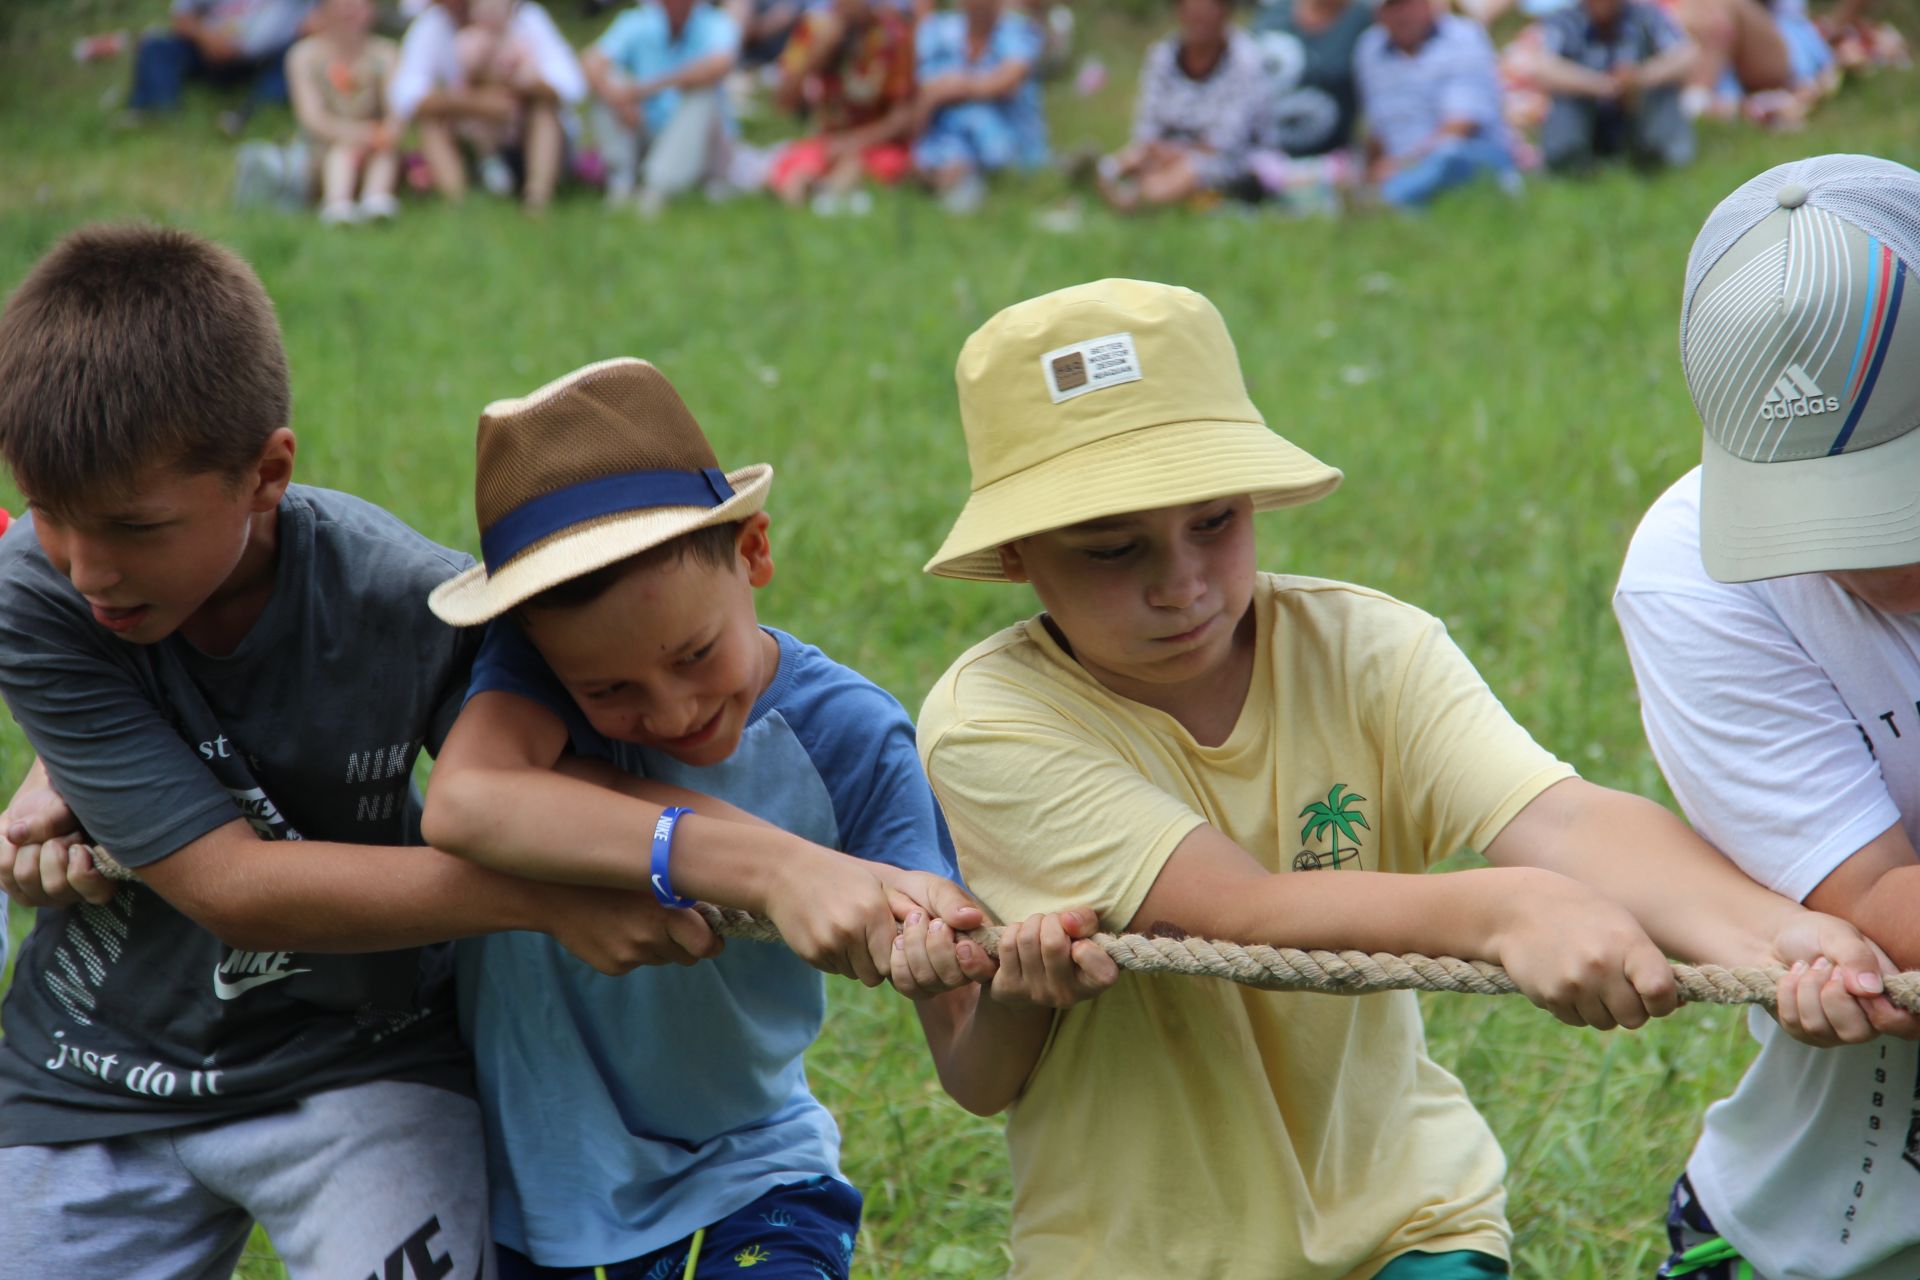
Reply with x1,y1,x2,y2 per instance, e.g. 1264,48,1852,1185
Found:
93,0,1910,222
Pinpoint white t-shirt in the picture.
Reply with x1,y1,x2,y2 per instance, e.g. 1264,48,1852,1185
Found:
388,1,587,123
1615,469,1920,1280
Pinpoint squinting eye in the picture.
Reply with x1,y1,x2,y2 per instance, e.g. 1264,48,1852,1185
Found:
1083,544,1136,563
1196,509,1235,533
679,643,716,667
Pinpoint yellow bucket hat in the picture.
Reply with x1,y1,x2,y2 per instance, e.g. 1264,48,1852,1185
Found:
925,279,1343,581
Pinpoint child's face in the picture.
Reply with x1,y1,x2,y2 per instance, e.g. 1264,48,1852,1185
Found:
998,496,1258,701
22,447,288,647
322,0,375,34
521,517,780,767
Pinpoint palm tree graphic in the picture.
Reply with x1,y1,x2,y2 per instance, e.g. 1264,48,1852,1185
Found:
1296,784,1368,870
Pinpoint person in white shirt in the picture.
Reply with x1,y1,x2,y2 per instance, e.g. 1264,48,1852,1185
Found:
1616,154,1920,1280
389,0,587,214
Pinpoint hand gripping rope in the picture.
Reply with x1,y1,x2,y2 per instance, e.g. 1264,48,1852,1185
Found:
79,846,1920,1013
687,905,1920,1014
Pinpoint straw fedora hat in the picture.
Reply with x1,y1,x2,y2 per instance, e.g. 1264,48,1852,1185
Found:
925,279,1342,582
429,357,772,625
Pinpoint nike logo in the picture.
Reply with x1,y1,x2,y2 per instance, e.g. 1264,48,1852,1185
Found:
211,950,311,1001
651,873,673,899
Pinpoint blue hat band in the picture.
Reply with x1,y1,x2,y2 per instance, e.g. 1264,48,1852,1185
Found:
481,467,736,573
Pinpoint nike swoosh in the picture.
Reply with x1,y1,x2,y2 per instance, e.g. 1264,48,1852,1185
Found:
212,965,312,1001
651,873,672,898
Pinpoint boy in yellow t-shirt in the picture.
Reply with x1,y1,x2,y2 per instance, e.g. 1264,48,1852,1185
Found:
903,279,1905,1280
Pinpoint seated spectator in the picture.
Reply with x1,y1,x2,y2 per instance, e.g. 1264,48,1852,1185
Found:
125,0,315,131
450,0,542,196
1673,0,1834,124
913,0,1049,214
1097,0,1273,213
286,0,400,224
584,0,740,212
1354,0,1514,208
1531,0,1694,171
1246,0,1371,209
768,0,917,214
726,0,807,68
389,0,587,215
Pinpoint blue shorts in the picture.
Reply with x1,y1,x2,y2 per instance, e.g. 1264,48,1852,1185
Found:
496,1176,863,1279
913,101,1019,174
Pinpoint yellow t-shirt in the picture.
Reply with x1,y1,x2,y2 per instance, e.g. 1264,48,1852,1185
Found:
917,574,1576,1280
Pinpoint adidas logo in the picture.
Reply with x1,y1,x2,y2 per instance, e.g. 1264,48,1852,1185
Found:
1758,363,1842,421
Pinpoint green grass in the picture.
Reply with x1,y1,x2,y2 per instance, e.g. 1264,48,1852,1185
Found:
2,2,1918,1276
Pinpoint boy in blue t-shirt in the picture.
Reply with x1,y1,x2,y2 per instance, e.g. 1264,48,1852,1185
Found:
582,0,741,208
421,357,990,1278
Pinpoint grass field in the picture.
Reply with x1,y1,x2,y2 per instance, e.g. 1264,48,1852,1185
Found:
2,1,1918,1275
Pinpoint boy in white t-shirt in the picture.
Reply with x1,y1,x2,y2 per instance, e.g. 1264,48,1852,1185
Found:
905,277,1897,1280
1615,155,1920,1280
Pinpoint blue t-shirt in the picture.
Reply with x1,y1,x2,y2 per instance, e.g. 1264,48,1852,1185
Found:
915,10,1049,169
595,1,741,135
455,622,958,1267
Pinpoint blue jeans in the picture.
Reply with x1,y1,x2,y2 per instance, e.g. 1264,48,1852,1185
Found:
128,32,291,113
1379,135,1514,208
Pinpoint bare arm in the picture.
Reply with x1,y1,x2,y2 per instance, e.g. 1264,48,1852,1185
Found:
1804,823,1920,970
635,49,737,96
126,815,712,976
1489,779,1918,1042
1527,48,1621,97
1125,815,1677,1029
421,690,982,985
907,909,1116,1115
1484,778,1802,966
1630,36,1698,89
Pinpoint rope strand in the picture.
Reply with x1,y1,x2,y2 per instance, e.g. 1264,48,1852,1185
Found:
81,848,1920,1014
692,905,1920,1015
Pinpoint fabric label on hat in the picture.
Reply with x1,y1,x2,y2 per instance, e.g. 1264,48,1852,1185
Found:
1041,332,1142,404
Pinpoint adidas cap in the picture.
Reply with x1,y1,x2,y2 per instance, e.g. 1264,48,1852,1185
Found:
1681,154,1920,583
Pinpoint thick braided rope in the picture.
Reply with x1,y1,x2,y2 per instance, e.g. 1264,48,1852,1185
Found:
693,906,1920,1015
79,850,1920,1013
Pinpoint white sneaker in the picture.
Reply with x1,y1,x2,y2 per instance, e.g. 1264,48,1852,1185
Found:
358,193,399,221
845,188,873,217
939,171,986,215
634,187,667,220
318,201,361,226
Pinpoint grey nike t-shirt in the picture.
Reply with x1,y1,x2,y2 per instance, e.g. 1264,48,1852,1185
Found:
0,485,480,1145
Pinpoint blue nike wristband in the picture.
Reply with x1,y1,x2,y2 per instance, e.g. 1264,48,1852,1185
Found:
649,806,698,909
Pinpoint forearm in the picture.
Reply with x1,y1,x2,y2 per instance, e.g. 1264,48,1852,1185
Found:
655,51,736,93
836,103,913,151
1638,42,1696,88
1493,781,1795,966
423,762,806,913
1845,865,1920,969
1531,52,1614,96
917,988,1055,1115
144,829,551,953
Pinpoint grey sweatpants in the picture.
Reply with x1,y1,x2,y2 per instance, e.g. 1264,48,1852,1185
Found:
0,1079,493,1280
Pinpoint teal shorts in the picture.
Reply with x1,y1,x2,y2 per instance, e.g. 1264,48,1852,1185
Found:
1375,1250,1511,1279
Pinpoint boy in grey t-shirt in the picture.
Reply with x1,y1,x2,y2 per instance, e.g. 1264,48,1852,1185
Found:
0,226,961,1278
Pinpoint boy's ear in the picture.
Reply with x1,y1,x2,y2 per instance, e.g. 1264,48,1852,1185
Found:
243,428,296,515
737,512,775,588
996,541,1030,583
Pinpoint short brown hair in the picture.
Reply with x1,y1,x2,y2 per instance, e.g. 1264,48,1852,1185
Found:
517,521,744,616
0,224,291,511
